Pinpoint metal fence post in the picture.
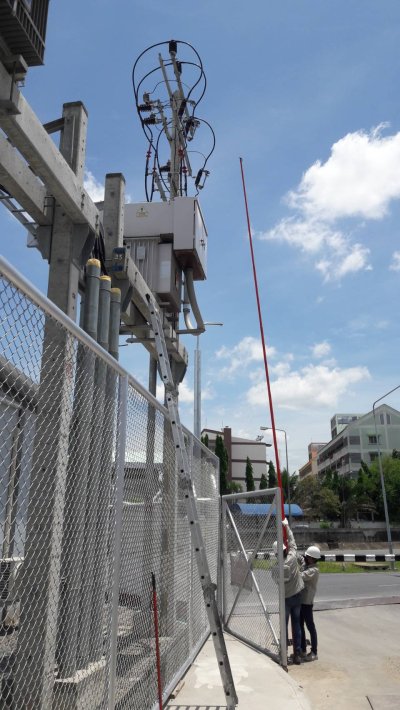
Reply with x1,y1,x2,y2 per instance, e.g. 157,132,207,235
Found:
276,487,287,667
108,374,128,708
221,498,228,625
140,357,158,616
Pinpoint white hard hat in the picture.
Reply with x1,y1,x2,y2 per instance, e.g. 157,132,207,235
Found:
305,545,321,560
272,540,286,554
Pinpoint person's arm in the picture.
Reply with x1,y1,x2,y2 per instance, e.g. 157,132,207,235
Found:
302,566,318,585
284,522,297,554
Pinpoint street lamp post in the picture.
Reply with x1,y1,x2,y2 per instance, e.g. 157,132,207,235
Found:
194,322,223,440
260,426,292,526
372,385,400,563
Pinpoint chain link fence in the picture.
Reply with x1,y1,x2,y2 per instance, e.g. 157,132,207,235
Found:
221,489,286,665
0,257,219,709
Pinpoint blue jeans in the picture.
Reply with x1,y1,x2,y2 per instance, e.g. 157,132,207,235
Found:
285,591,302,655
300,603,317,654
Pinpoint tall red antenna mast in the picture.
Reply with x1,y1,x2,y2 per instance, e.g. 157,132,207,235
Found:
239,157,285,525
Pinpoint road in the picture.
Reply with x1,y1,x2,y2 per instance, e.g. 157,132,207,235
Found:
289,605,400,710
316,571,400,609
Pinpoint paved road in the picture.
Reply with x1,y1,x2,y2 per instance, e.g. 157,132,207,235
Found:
289,605,400,710
317,571,400,608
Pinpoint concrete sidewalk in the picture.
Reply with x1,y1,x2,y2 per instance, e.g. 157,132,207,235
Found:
166,634,312,710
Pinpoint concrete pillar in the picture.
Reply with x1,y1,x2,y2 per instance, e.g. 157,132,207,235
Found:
13,102,89,708
47,102,89,321
103,172,125,263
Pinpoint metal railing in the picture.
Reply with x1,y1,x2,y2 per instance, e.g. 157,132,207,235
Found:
0,256,218,709
221,488,286,666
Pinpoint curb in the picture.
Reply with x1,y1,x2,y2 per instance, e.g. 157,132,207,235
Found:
314,596,400,611
320,553,400,562
256,552,400,562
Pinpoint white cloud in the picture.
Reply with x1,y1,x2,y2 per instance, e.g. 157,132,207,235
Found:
215,336,276,378
260,218,342,254
389,251,400,271
158,379,213,405
247,363,370,410
259,125,400,281
270,361,292,377
262,218,371,281
316,243,371,281
287,125,400,221
84,170,104,202
311,341,331,359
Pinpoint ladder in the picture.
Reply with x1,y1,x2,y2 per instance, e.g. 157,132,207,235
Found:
146,294,238,709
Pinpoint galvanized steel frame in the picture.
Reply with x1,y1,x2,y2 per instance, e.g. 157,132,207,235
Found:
221,488,287,667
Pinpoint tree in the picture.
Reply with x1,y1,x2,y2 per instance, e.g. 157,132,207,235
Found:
268,461,277,488
227,481,243,493
293,475,340,521
259,472,268,490
245,457,255,492
322,469,363,526
201,433,209,448
369,455,400,522
215,434,229,496
281,468,298,504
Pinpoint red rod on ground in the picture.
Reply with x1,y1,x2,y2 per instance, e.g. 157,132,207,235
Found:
239,157,286,529
152,573,163,709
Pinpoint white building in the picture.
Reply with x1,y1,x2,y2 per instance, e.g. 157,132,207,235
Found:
317,404,400,479
201,426,271,489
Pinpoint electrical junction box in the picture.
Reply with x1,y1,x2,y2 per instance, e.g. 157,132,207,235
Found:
124,196,207,281
123,238,182,313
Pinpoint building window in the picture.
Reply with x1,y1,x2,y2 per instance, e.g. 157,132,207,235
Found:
368,435,380,444
380,414,384,425
351,453,361,463
349,436,360,445
387,414,391,425
369,452,379,462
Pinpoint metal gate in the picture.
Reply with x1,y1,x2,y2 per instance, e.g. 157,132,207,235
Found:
221,488,287,665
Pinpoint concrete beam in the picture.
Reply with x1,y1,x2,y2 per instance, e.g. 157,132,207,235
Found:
0,133,50,225
0,61,99,233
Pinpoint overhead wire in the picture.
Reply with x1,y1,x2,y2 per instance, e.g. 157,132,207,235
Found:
132,39,214,201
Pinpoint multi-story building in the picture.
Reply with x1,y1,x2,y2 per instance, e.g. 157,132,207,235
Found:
298,442,326,479
316,404,400,479
201,426,271,489
330,413,363,439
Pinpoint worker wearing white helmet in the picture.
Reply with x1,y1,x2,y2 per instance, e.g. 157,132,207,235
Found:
299,544,321,662
272,520,304,665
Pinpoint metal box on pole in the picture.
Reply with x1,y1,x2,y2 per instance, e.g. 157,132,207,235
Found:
124,197,208,281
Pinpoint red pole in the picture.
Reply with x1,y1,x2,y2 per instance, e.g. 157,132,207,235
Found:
239,157,286,531
152,573,163,710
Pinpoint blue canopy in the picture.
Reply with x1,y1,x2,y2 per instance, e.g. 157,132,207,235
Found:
232,502,303,517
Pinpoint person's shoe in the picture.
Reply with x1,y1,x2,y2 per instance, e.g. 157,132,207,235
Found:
305,651,318,662
299,650,307,659
292,653,302,665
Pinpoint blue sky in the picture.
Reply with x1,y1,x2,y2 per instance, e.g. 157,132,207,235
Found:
2,1,400,474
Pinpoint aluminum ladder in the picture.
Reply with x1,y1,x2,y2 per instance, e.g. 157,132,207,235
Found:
146,294,238,709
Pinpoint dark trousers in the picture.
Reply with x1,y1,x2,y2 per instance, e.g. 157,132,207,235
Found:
300,603,317,654
285,591,302,654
